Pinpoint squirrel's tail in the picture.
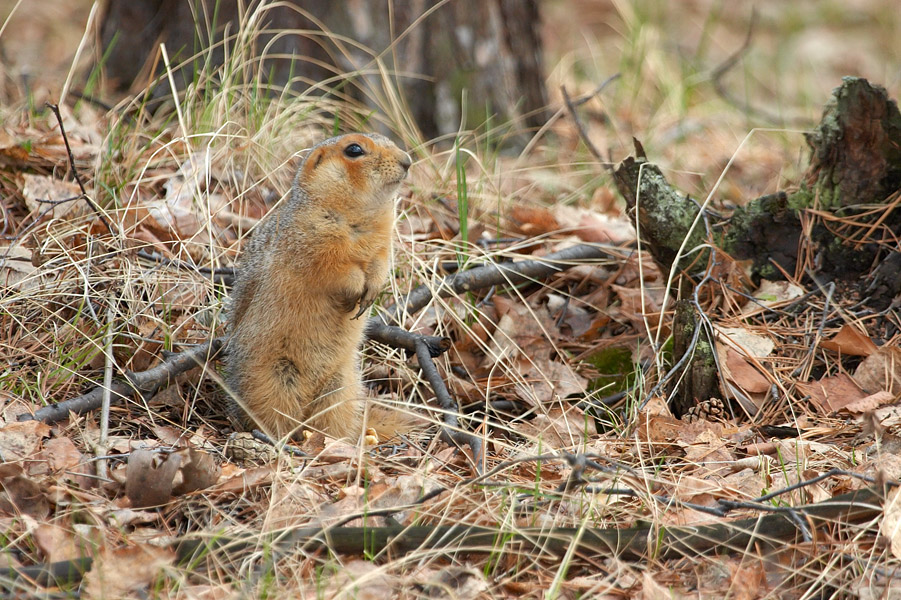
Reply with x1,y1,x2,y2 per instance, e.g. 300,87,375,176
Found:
362,403,428,441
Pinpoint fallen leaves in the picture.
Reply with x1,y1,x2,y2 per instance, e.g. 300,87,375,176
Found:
82,545,175,599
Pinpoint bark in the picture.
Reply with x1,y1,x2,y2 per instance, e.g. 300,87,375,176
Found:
614,78,901,309
612,140,709,274
97,0,549,141
804,77,901,209
669,300,719,419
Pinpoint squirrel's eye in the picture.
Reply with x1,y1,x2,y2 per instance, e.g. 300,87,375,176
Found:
344,143,365,158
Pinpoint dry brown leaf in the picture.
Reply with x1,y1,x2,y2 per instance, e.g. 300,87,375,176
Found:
853,346,901,395
552,204,634,243
844,391,896,414
82,544,175,599
0,244,40,292
333,559,397,600
171,448,221,495
517,404,596,448
635,412,682,447
22,173,81,219
264,481,329,531
0,474,50,518
518,357,587,405
797,373,867,413
729,562,768,600
0,129,30,163
881,487,901,560
33,523,83,563
316,439,363,464
714,326,775,357
821,324,879,356
412,567,489,598
211,466,273,494
611,283,664,331
0,420,51,461
28,436,87,486
508,205,560,236
641,571,683,600
126,449,181,508
370,474,437,525
721,346,771,394
740,279,805,315
106,509,160,528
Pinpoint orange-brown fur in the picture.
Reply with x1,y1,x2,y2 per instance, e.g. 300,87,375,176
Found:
226,133,411,440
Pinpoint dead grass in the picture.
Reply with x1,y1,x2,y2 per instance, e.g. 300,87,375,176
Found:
1,1,900,598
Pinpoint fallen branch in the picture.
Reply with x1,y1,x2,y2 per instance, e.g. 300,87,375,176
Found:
5,486,882,588
21,337,226,424
47,103,113,234
288,485,882,558
388,242,622,323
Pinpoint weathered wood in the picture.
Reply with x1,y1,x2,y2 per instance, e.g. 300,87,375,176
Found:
669,300,719,418
614,79,901,310
6,487,881,586
612,141,708,274
804,77,901,209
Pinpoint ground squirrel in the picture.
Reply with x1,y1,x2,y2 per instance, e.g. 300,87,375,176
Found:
226,133,412,440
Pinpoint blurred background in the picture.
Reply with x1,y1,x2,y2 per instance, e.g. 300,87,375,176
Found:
0,0,899,203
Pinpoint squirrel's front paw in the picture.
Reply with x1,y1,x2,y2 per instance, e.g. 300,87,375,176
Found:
351,285,379,319
331,285,376,318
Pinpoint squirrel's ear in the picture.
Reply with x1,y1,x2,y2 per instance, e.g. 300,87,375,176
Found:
302,149,323,174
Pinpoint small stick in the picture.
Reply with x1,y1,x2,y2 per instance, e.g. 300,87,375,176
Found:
96,302,116,480
389,243,621,323
46,103,113,234
20,337,226,423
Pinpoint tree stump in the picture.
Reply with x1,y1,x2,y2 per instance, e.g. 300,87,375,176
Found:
614,78,901,304
613,77,901,416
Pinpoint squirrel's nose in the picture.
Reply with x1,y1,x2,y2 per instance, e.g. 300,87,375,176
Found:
399,151,412,171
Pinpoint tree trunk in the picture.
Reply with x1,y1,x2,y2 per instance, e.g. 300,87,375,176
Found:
97,0,549,141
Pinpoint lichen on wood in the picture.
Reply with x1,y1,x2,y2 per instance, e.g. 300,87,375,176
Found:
804,77,901,209
613,143,709,274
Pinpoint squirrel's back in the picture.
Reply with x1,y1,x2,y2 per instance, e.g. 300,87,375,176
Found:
226,133,411,440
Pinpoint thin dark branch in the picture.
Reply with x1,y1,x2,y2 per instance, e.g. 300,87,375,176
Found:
46,102,113,234
388,243,621,324
710,10,810,127
365,319,450,357
20,338,226,424
560,85,607,167
571,73,621,108
5,485,882,588
791,278,835,379
415,338,484,468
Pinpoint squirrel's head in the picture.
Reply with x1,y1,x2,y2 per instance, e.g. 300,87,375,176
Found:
295,133,412,209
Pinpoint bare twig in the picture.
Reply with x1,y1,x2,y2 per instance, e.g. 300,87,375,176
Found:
20,337,226,424
388,243,621,323
46,102,113,234
414,337,484,469
366,318,483,466
710,10,810,127
560,85,607,167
